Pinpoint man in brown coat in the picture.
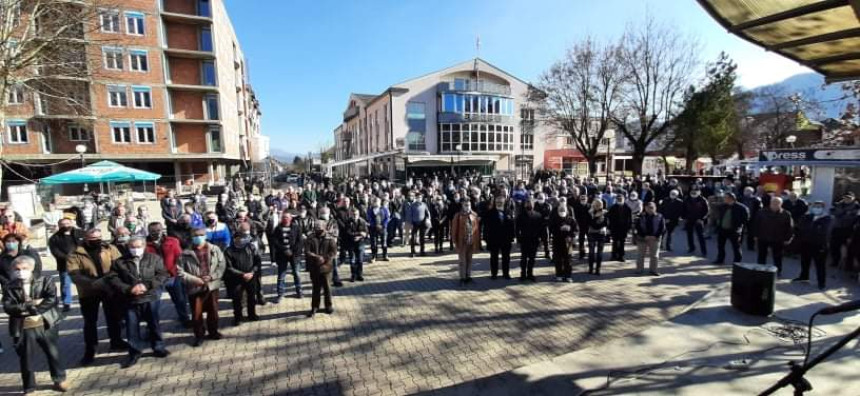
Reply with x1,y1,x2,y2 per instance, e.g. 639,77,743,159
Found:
451,200,480,286
305,220,337,317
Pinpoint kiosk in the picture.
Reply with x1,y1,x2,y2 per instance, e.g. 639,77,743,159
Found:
758,148,860,207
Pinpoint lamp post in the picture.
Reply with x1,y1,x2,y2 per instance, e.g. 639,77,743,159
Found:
786,135,797,148
454,144,462,176
75,144,88,193
604,130,615,183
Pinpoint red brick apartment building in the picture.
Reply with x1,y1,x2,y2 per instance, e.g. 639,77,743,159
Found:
1,0,264,193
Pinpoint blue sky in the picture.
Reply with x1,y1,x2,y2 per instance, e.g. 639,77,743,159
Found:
223,0,810,154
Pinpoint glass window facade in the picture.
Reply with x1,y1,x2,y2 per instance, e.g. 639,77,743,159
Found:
439,123,514,153
202,61,216,86
441,93,513,116
200,27,213,52
205,94,219,120
407,102,426,151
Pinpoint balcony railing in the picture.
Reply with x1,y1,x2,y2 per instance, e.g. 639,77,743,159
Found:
438,80,511,96
437,112,514,124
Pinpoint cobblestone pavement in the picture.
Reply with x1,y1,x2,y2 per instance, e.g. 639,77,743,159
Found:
0,237,733,395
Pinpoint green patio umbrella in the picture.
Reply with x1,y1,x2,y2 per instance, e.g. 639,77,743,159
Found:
40,160,161,185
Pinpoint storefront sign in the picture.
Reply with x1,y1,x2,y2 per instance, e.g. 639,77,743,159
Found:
759,149,860,162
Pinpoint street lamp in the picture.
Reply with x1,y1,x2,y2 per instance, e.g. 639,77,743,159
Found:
786,135,797,148
454,144,462,176
75,144,88,193
604,130,615,183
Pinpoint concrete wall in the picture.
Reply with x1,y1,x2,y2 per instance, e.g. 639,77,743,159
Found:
212,0,242,160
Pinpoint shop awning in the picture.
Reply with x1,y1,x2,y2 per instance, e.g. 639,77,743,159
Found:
40,161,161,185
697,0,860,82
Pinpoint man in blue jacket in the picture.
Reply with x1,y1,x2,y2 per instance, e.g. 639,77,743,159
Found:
366,197,390,263
203,211,231,250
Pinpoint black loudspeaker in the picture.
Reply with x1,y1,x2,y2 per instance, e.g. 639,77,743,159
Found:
731,262,777,316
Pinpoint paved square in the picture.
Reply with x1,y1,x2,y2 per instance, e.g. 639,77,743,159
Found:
0,244,729,395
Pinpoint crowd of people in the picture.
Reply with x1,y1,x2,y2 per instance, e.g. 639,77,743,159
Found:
0,170,855,393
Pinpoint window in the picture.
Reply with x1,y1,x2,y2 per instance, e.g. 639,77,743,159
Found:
125,12,145,35
201,60,216,86
521,133,534,150
103,47,123,70
69,125,89,141
111,122,132,143
208,127,222,152
35,94,48,115
204,94,219,120
7,85,23,105
200,27,213,52
129,50,148,72
40,124,51,154
107,85,128,107
135,122,155,143
198,0,212,17
132,86,152,109
100,10,120,33
406,102,426,151
6,121,27,144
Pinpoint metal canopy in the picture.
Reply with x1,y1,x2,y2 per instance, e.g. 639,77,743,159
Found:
697,0,860,82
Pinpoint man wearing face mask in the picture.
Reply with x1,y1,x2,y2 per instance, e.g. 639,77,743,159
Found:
534,193,553,260
305,221,337,318
753,197,793,275
446,193,463,251
1,234,44,286
67,228,126,365
516,199,544,282
607,194,634,262
203,211,231,251
482,196,514,280
178,228,226,347
573,195,591,260
452,200,480,285
739,186,763,251
271,212,302,302
366,197,390,263
294,204,316,272
682,188,710,257
49,218,84,312
388,191,405,247
713,193,750,265
317,206,342,284
145,222,189,327
112,227,132,258
2,256,69,393
405,194,431,258
635,202,666,276
344,208,369,282
793,201,833,289
549,202,577,282
829,192,859,268
224,232,261,326
108,237,169,368
161,196,183,234
658,190,684,252
429,196,448,253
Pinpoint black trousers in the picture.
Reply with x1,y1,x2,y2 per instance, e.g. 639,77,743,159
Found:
230,278,258,319
539,227,550,257
488,243,511,277
745,226,757,251
610,232,627,260
588,234,606,272
310,271,333,310
716,230,742,263
433,222,445,252
665,219,679,250
14,327,65,390
410,224,426,254
757,240,785,273
520,243,538,277
577,225,587,259
799,243,827,288
553,241,572,278
686,220,707,255
829,227,852,267
79,294,124,351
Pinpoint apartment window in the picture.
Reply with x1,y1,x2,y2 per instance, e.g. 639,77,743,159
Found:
111,122,132,143
132,86,152,109
100,10,120,33
208,127,222,152
125,11,145,35
201,60,216,86
40,124,51,154
107,85,128,107
36,94,48,115
520,133,534,150
204,94,219,120
7,85,23,105
129,50,148,72
103,47,123,70
200,27,213,52
135,122,155,144
406,102,426,151
198,0,212,17
438,123,514,153
69,125,89,141
6,121,28,144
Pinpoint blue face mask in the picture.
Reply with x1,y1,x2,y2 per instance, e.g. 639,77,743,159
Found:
5,242,18,251
810,207,824,216
192,236,207,246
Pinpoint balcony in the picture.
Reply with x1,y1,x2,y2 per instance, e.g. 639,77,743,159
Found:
437,112,514,124
438,80,511,96
164,47,215,60
343,106,359,122
161,12,213,25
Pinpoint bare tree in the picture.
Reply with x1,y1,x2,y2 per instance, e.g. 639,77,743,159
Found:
612,16,700,175
0,0,118,190
537,37,624,176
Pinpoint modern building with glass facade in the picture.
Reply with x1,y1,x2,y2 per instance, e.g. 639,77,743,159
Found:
329,58,555,179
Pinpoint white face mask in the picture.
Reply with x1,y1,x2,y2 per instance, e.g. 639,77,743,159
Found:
558,210,568,217
130,247,145,258
15,269,32,281
320,213,330,220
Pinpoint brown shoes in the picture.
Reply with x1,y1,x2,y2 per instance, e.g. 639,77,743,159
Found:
54,381,70,392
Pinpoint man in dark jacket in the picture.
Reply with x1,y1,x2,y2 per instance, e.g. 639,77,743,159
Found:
305,221,338,317
145,222,189,327
713,193,750,265
829,192,859,268
793,201,832,289
534,193,553,259
754,197,794,275
271,212,302,302
484,196,516,280
658,190,684,251
635,202,666,275
682,189,710,256
607,194,634,262
344,207,369,282
2,256,68,393
48,218,84,312
740,187,763,251
573,195,591,259
516,199,544,282
224,233,261,325
549,204,577,282
108,237,169,368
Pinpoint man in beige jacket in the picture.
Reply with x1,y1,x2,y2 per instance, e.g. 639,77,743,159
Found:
451,200,480,286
